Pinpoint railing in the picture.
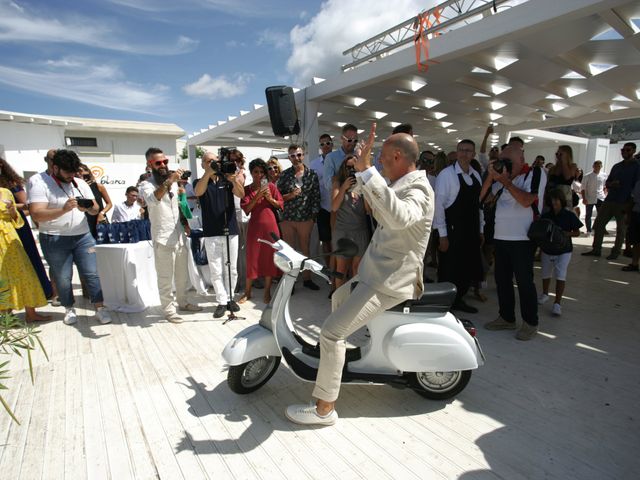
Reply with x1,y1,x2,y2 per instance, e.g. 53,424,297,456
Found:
341,0,528,71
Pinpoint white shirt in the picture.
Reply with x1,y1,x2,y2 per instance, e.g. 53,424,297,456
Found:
493,168,547,241
581,171,607,204
310,154,332,211
27,172,94,236
111,201,142,223
434,162,484,237
139,177,185,247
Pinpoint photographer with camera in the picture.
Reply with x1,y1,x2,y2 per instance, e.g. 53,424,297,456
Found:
480,146,546,341
139,147,202,324
27,149,112,326
194,151,245,318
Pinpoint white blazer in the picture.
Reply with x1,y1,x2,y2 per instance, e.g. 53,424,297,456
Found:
357,169,434,300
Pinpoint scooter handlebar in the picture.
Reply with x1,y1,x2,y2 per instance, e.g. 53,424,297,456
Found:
321,266,344,279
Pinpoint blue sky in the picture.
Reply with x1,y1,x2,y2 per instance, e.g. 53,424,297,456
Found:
0,0,323,134
0,0,432,136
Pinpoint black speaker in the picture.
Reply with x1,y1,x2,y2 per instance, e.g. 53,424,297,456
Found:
265,86,300,137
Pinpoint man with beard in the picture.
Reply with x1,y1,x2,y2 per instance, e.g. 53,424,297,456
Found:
28,149,112,326
139,147,202,323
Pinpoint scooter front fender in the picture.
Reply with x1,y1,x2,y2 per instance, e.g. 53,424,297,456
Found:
222,324,280,366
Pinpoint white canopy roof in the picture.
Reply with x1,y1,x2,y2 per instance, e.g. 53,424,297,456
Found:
187,0,640,152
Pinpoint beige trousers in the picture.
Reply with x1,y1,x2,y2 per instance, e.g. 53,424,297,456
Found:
312,277,401,402
153,240,189,314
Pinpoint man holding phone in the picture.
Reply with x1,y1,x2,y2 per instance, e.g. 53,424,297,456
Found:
28,149,112,326
194,151,245,318
140,147,203,323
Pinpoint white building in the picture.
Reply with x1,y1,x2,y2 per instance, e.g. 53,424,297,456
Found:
0,110,185,198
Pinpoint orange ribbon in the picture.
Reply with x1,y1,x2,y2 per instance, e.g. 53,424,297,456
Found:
414,7,442,72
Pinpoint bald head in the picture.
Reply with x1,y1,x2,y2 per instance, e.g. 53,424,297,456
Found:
379,133,419,182
201,151,217,170
385,133,419,165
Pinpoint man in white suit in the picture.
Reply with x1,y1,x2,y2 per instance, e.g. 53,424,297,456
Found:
286,124,434,426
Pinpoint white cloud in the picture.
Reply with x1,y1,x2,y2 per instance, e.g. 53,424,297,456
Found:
287,0,438,85
0,0,198,55
0,58,170,113
183,73,252,99
256,29,289,50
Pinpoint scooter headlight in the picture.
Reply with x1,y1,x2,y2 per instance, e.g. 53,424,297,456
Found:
274,252,292,272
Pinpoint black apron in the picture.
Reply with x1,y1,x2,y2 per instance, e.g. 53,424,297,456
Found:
437,172,483,297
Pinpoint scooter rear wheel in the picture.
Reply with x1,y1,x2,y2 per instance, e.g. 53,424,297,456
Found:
228,356,281,394
409,370,472,400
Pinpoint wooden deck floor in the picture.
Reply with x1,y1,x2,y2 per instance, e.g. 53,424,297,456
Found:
1,234,639,479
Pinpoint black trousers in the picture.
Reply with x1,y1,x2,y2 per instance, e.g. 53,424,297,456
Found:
494,240,538,326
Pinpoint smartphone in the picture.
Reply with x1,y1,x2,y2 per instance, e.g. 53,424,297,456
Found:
75,197,94,208
260,178,268,188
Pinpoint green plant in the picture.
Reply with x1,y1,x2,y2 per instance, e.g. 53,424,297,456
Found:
180,146,205,160
0,281,48,424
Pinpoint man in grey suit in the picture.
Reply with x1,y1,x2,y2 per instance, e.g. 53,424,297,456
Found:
286,124,434,426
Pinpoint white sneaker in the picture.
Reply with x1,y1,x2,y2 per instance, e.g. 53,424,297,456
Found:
285,402,338,426
51,297,61,307
537,293,549,305
552,303,562,316
63,308,77,325
96,307,112,324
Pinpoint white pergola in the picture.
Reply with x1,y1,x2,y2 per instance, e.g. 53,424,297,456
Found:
186,0,640,166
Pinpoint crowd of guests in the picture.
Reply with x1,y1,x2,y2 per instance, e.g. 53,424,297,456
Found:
0,126,638,342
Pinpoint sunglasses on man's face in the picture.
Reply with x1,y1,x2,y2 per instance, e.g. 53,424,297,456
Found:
289,153,303,159
154,159,169,167
320,141,333,147
342,136,358,143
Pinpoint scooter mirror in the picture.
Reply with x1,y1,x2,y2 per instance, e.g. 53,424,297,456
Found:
333,238,359,258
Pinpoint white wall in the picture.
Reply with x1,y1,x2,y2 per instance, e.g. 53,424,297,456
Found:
0,121,181,183
64,130,179,164
0,122,66,179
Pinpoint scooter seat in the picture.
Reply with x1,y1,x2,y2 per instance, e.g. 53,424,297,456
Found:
387,282,457,314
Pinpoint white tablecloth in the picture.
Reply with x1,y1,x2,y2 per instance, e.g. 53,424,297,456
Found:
96,240,209,313
95,242,161,312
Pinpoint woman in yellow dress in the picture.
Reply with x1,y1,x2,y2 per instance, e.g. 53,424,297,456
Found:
0,187,49,321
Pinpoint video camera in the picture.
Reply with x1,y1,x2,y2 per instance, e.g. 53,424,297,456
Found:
211,147,237,175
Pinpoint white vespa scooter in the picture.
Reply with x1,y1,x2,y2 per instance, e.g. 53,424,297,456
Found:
222,233,485,400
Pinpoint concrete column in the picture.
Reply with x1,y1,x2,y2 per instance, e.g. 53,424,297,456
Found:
301,100,319,165
188,144,198,175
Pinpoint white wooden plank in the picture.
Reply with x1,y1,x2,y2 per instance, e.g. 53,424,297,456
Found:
111,323,187,480
18,363,54,480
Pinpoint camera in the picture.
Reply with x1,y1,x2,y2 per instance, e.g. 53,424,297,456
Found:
211,147,237,175
493,158,512,174
75,197,94,208
181,170,191,180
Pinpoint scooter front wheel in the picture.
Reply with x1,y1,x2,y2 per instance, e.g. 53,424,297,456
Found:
227,356,281,394
409,370,472,400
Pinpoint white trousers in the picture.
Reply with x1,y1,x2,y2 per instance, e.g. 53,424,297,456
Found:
153,240,189,314
204,235,238,305
312,277,401,402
